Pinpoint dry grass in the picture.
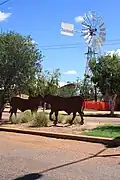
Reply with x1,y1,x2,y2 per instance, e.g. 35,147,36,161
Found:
10,109,83,126
31,112,49,127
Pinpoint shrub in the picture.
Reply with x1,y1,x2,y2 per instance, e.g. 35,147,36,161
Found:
10,116,21,124
65,115,81,125
57,114,66,124
51,114,67,124
74,117,82,125
32,112,49,127
10,110,33,124
20,110,33,123
65,115,73,124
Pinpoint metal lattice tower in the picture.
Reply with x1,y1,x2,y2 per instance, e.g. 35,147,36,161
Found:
60,11,106,90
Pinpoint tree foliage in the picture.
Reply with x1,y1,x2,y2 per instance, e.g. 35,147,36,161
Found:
89,54,120,96
89,54,120,114
0,31,43,94
0,31,43,117
58,81,77,97
34,69,61,96
58,77,95,99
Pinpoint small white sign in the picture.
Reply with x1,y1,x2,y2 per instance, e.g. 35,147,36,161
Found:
61,22,74,36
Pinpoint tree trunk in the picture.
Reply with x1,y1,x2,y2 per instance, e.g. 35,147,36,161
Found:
109,94,117,116
0,94,5,120
94,85,97,102
42,102,46,112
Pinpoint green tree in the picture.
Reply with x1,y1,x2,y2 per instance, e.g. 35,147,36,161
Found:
35,68,61,96
89,54,120,114
58,77,95,99
0,31,43,119
76,78,95,100
58,82,77,97
34,69,61,111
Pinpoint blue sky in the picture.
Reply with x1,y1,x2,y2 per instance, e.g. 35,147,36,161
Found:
1,0,120,85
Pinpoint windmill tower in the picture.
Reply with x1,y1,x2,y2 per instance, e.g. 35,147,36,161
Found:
61,11,106,99
79,11,106,79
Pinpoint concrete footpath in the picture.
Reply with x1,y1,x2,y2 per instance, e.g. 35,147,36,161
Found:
0,126,120,146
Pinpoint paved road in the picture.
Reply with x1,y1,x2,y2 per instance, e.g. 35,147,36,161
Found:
0,132,119,180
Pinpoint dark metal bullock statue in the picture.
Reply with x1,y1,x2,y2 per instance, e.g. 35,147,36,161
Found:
44,95,85,126
9,95,43,119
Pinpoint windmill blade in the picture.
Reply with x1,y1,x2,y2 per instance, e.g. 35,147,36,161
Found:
81,21,91,28
99,23,105,30
93,39,98,47
84,13,93,26
81,28,90,33
97,39,103,46
95,16,102,29
80,11,106,50
81,30,90,37
96,39,102,47
84,32,91,40
90,38,95,48
98,37,104,45
100,27,106,32
81,32,90,37
99,35,106,43
87,11,94,21
99,31,106,37
85,35,92,44
99,22,105,29
81,13,92,26
99,32,106,39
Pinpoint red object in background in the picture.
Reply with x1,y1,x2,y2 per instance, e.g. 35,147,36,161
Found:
84,101,116,111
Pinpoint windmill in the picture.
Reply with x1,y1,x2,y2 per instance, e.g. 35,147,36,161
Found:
61,11,106,100
79,11,106,78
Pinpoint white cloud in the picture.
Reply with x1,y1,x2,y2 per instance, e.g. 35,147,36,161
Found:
0,11,11,22
105,49,120,56
64,70,77,75
74,16,84,23
31,40,36,44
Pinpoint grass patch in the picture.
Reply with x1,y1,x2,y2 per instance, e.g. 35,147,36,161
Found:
82,124,120,138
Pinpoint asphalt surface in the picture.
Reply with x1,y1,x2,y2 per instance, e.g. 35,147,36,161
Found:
0,132,119,180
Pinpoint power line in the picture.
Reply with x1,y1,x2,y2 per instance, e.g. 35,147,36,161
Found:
40,39,120,49
0,0,11,6
41,42,120,51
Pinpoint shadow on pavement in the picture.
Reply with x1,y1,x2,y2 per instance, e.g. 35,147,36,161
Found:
40,140,120,174
102,137,120,148
14,173,43,180
40,148,107,174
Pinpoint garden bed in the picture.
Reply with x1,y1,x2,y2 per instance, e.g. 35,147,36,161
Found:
2,110,120,138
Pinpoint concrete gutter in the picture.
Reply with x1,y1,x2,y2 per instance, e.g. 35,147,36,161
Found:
0,126,120,145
